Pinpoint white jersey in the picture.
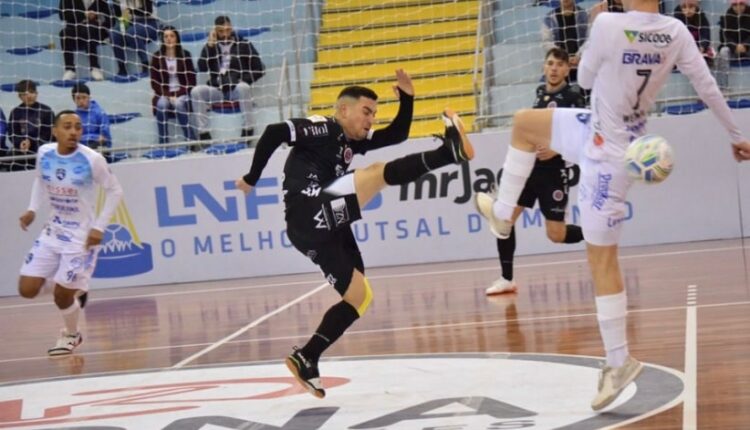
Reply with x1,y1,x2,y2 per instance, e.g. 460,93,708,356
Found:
29,143,123,247
578,11,743,161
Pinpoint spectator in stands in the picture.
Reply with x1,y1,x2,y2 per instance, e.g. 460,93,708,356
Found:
150,26,197,146
72,83,111,150
58,0,114,81
674,0,713,67
717,0,750,89
111,0,161,77
191,15,265,143
9,80,55,170
542,0,588,82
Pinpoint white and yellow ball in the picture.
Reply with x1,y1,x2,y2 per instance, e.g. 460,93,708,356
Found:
624,134,674,184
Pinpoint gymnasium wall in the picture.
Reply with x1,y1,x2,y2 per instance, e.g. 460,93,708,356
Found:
0,111,748,296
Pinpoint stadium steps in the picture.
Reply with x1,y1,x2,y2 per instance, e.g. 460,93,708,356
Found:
309,0,481,137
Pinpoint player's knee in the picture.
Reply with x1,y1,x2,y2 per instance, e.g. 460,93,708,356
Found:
355,277,374,317
18,283,37,299
53,286,75,308
547,228,566,243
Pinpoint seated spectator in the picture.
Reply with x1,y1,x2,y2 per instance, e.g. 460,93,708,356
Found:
673,0,713,66
111,0,161,77
717,0,750,89
72,83,111,150
9,80,55,170
191,15,265,143
58,0,114,81
150,26,197,146
542,0,587,82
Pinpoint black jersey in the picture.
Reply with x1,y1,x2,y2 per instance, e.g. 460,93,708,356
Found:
243,90,414,203
532,82,586,168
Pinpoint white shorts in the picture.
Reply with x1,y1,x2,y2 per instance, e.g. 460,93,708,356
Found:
19,237,100,291
550,108,634,246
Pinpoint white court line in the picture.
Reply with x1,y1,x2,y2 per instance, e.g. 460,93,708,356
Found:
3,297,749,367
170,282,329,369
683,285,698,430
0,244,744,310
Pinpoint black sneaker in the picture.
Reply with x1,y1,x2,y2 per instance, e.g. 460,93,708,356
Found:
285,347,325,398
77,292,88,309
441,108,474,163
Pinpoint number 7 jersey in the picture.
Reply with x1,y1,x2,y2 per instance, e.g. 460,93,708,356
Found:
577,11,743,161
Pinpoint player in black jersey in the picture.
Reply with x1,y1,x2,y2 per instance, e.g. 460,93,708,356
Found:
485,48,586,295
235,69,474,398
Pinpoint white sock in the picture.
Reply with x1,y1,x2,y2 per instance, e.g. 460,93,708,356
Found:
60,300,81,335
595,292,629,368
493,147,536,220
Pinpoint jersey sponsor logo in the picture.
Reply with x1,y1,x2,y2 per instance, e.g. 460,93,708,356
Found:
301,183,322,198
624,29,673,47
307,114,328,123
313,209,329,230
622,51,662,65
302,123,329,138
593,173,612,211
575,113,591,124
56,168,66,180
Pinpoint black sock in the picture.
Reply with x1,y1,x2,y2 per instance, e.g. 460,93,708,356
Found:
564,224,584,244
301,300,360,363
383,146,454,185
496,226,516,281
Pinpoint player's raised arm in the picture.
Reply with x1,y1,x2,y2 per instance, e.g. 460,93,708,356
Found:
367,69,414,149
237,122,293,194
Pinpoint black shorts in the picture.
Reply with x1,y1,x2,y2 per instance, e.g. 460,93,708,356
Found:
285,190,364,295
516,166,570,222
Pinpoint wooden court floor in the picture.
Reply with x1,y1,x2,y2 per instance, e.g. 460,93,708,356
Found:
1,238,749,429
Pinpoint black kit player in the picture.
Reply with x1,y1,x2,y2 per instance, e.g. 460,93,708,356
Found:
235,69,474,398
485,47,586,295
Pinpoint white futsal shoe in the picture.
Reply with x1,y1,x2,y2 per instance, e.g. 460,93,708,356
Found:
474,191,513,239
485,278,518,295
48,329,83,356
591,355,643,411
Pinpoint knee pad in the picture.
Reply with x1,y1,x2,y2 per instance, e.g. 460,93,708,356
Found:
356,277,373,317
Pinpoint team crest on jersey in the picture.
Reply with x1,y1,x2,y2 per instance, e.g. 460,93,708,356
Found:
547,101,557,108
56,168,66,180
343,147,353,164
552,190,564,202
575,113,591,124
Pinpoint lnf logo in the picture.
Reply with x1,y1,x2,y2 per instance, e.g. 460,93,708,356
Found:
155,177,382,227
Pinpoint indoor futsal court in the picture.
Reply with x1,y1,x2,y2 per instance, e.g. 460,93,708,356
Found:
1,238,748,429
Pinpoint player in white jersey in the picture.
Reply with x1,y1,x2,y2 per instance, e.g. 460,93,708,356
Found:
475,0,750,411
17,110,123,356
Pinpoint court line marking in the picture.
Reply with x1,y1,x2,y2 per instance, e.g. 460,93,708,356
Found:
0,244,744,310
1,298,748,367
170,282,329,369
683,285,698,430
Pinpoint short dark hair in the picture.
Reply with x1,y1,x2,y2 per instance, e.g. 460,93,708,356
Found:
54,110,79,126
71,83,90,97
16,79,37,93
215,15,231,26
337,86,378,102
545,47,570,63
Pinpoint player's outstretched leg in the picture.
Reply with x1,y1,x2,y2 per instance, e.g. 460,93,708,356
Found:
475,109,551,238
354,109,474,207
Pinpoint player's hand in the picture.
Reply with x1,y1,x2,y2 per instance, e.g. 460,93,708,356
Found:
208,29,217,47
235,178,254,195
536,146,559,161
85,229,103,249
86,10,97,21
19,210,35,231
20,139,31,152
392,69,414,97
732,141,750,161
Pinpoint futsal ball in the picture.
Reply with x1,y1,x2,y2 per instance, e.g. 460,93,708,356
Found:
624,134,674,184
